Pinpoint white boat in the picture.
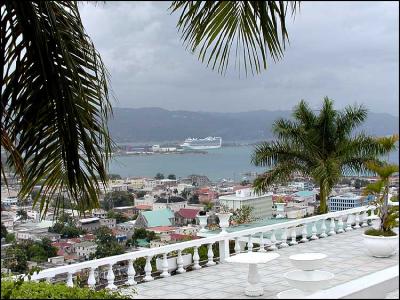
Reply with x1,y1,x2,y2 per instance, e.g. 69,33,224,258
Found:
180,137,222,150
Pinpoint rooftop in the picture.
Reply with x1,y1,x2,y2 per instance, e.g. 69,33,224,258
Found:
141,208,175,227
120,229,399,299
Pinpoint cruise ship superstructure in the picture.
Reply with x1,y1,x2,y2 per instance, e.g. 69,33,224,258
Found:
180,137,222,150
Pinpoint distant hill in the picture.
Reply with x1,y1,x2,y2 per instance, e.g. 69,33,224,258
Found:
108,107,399,143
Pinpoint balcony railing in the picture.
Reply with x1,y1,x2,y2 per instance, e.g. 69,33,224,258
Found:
13,205,376,290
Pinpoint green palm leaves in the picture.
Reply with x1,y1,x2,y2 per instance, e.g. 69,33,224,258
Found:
1,2,112,218
170,1,300,76
252,97,392,214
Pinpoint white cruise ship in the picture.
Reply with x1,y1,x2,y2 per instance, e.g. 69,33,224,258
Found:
180,137,222,150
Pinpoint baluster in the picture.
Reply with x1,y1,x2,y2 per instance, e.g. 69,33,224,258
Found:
354,213,361,229
206,244,216,266
289,227,298,245
106,264,116,289
328,218,336,235
161,253,170,277
193,246,201,270
310,221,319,240
88,267,97,289
320,219,328,238
280,228,289,248
234,237,241,254
361,211,368,227
300,224,308,242
46,277,52,283
177,250,186,273
345,215,353,231
247,235,253,252
259,232,266,252
269,230,278,250
66,272,73,287
337,216,344,233
144,256,154,281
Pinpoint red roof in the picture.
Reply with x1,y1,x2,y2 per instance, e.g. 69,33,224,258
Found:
176,208,200,219
51,242,73,249
147,226,177,232
82,234,95,241
134,205,152,210
170,233,200,241
57,249,64,256
67,238,81,244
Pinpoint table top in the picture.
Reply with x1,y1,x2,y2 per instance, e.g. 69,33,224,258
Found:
225,252,280,264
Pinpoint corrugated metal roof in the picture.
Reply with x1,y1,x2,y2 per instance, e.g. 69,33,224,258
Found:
142,208,174,227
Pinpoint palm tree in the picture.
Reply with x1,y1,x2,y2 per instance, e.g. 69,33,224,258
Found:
251,97,393,214
2,1,299,217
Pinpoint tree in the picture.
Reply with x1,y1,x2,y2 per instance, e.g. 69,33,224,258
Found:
167,174,176,180
240,179,250,186
1,222,8,239
5,233,15,243
94,226,124,258
16,209,28,221
155,173,164,180
251,98,391,214
101,191,135,210
4,244,28,273
2,1,299,218
107,211,128,224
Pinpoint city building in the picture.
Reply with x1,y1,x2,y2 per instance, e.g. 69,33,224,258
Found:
73,241,97,260
135,208,175,229
153,196,187,212
328,193,368,212
174,208,200,226
218,188,273,219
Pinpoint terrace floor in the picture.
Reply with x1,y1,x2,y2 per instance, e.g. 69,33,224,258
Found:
120,229,399,299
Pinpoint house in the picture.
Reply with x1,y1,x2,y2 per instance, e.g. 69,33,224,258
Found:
147,226,177,234
77,217,116,232
132,205,153,214
134,208,175,229
174,208,200,226
113,206,136,218
74,241,97,260
153,196,187,212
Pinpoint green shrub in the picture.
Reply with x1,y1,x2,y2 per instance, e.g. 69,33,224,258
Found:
1,279,128,299
364,228,397,237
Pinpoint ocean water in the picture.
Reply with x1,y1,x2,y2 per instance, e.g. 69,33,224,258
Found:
108,145,399,182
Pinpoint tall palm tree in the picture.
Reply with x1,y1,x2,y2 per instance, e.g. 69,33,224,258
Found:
251,97,393,214
2,1,299,217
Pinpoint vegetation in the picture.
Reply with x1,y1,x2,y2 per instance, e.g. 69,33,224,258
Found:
1,279,128,299
101,191,135,210
106,210,129,224
230,205,254,224
2,1,301,218
188,194,199,204
155,173,164,180
128,228,159,247
5,233,15,243
16,209,28,221
1,222,7,239
48,213,85,238
363,153,399,235
4,238,58,273
240,179,251,186
93,226,124,259
252,98,391,213
364,228,397,237
167,174,176,180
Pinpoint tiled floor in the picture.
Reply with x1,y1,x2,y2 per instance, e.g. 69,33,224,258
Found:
120,229,399,299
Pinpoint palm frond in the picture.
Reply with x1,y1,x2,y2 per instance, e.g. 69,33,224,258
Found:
169,1,300,76
2,1,113,218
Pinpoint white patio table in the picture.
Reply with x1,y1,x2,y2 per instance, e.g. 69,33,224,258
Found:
225,252,280,297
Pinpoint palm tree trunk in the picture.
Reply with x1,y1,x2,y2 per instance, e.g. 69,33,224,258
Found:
319,184,328,214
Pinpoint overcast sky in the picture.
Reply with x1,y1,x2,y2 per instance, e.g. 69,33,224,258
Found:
79,1,399,115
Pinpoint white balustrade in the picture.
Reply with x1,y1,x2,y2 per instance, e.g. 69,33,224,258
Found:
247,235,253,252
161,253,170,277
206,244,216,266
280,228,289,248
106,264,116,289
269,230,278,250
345,216,353,231
234,237,241,254
259,232,266,252
88,267,97,288
17,206,372,290
289,227,298,245
144,256,153,282
126,259,136,285
300,225,309,243
328,218,336,235
193,246,201,270
177,250,186,273
337,216,344,233
311,222,319,240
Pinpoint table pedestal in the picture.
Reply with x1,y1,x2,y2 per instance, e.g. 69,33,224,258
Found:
246,264,263,296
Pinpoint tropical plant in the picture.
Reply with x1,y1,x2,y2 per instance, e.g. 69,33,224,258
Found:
363,160,399,235
101,191,135,210
230,205,254,224
16,209,28,221
93,226,124,258
1,222,8,239
2,1,300,218
1,2,113,218
155,173,165,180
251,98,392,213
170,1,300,75
217,204,231,214
203,201,214,212
167,174,176,180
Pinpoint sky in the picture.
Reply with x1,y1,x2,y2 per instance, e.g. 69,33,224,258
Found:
79,1,399,115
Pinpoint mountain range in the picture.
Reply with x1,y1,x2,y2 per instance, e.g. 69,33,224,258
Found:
109,107,399,143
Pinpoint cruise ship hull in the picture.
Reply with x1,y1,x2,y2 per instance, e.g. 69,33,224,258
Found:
180,136,222,150
181,144,221,150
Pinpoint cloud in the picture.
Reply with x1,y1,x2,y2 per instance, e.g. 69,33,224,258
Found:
79,1,399,115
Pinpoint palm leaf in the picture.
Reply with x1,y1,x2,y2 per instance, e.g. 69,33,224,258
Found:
169,1,300,76
1,1,113,218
